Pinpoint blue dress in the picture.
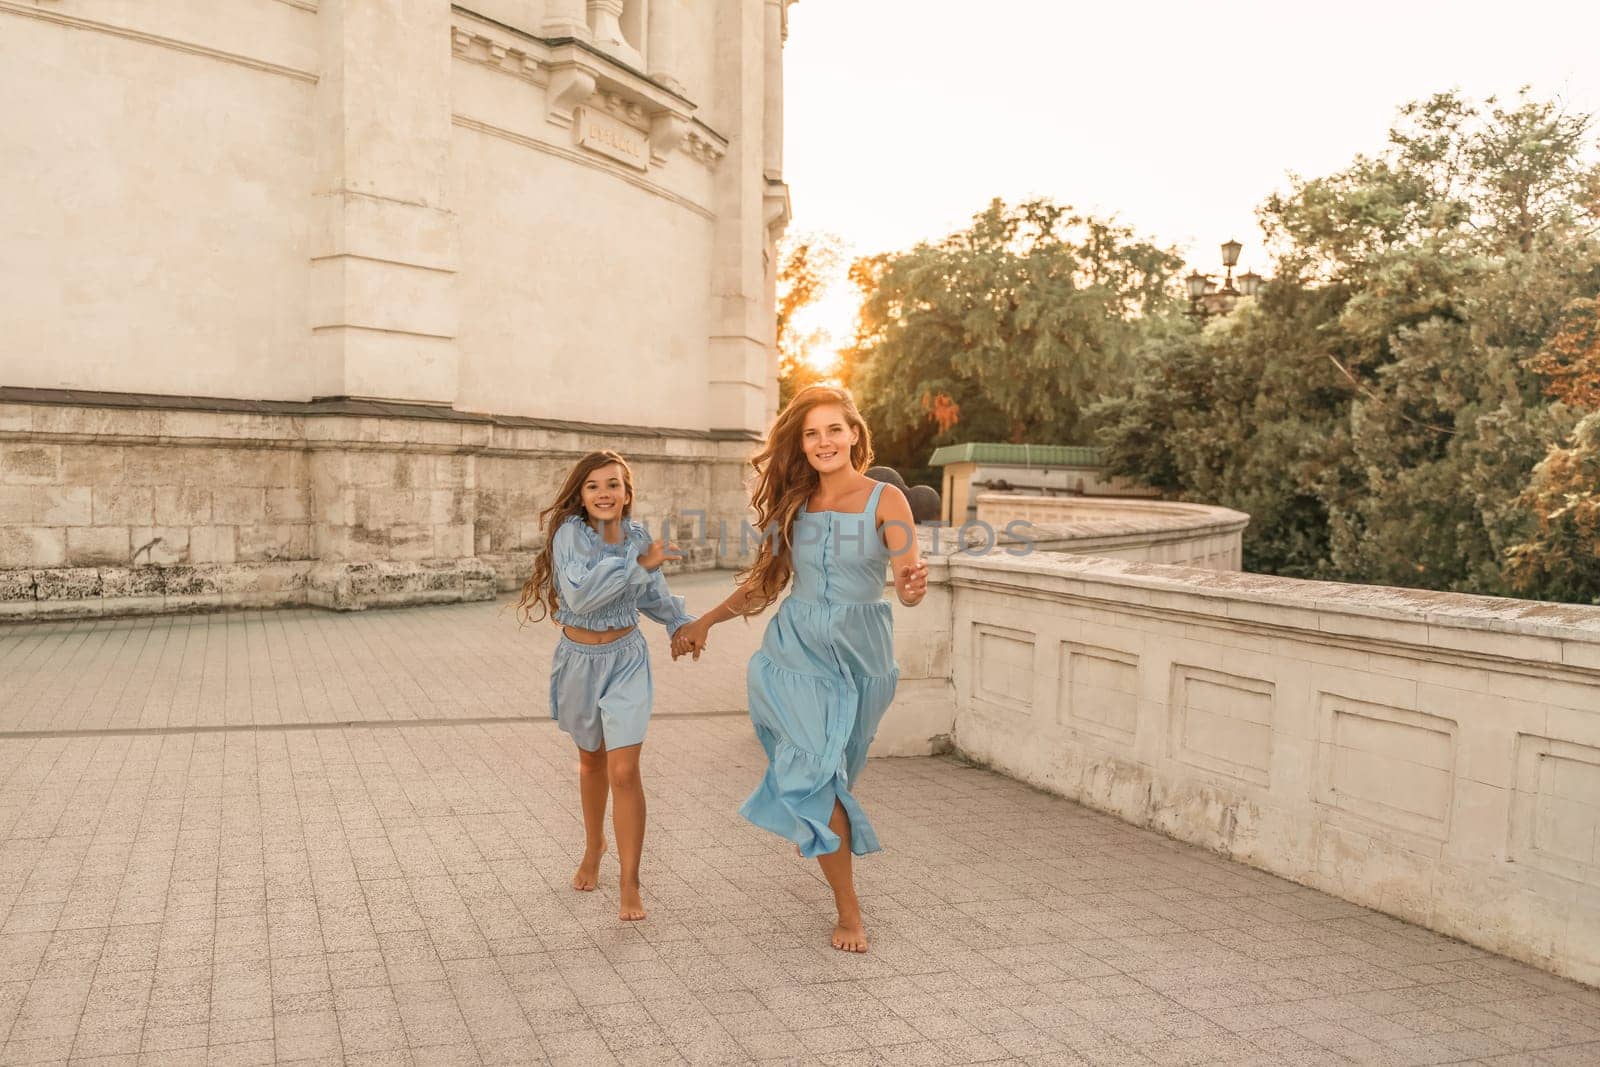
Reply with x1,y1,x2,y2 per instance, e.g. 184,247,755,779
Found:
742,481,899,857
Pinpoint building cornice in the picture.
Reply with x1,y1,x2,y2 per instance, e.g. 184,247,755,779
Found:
0,388,759,443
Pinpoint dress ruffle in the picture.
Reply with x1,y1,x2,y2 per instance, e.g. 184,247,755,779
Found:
741,648,898,858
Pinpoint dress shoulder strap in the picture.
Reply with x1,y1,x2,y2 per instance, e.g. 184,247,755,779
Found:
863,479,889,515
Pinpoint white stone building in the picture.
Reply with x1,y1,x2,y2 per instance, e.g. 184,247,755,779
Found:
0,0,791,616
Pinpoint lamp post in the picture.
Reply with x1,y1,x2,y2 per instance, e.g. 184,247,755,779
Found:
1186,239,1264,318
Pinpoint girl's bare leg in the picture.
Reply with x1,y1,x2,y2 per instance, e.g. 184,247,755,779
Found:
606,743,647,920
815,799,867,952
572,744,609,891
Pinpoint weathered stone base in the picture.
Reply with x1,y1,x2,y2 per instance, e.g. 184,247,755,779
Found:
0,562,311,619
0,389,754,621
306,560,497,611
0,552,723,621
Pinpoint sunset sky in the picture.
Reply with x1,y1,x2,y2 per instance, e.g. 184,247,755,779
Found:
781,0,1600,368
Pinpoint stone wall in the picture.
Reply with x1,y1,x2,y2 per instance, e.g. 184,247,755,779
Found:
2,0,788,429
871,551,1600,986
0,393,747,619
974,494,1248,570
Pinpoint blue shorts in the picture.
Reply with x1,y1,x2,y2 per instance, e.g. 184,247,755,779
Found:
549,628,652,752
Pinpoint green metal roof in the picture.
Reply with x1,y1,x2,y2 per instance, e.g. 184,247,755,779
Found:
928,443,1104,468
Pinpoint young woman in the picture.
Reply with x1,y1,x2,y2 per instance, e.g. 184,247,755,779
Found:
671,386,928,952
518,450,692,922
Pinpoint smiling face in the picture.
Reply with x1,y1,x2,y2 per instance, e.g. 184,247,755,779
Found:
800,403,859,475
580,462,630,526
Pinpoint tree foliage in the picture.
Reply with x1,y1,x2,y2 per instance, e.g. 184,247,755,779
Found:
1093,90,1600,599
1506,411,1600,602
839,199,1183,477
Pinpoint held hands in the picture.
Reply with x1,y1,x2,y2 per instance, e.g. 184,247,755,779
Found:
895,560,929,606
670,618,710,661
638,538,681,571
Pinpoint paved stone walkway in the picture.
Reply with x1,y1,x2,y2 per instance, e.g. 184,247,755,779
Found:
2,576,1598,1066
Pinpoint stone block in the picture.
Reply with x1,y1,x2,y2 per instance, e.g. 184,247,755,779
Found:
130,527,190,567
369,418,417,445
1,526,67,567
346,452,400,489
313,488,355,526
432,523,473,558
265,489,309,523
30,407,151,437
92,487,155,525
122,445,196,486
306,559,492,611
154,487,212,526
236,524,304,563
388,524,435,561
101,567,166,599
66,527,130,567
244,561,310,594
355,489,420,527
189,526,237,564
418,420,463,446
0,486,32,523
212,488,266,523
1,444,61,485
0,569,36,601
162,566,223,597
0,404,30,432
396,454,432,490
430,489,469,525
38,487,93,526
312,525,364,562
33,567,103,601
273,450,309,488
162,410,288,443
434,454,473,487
61,444,125,485
213,450,278,489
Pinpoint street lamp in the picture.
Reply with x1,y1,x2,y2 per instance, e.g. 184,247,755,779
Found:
1186,239,1265,318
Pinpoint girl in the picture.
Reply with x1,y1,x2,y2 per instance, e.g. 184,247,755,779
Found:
518,450,692,922
671,386,928,952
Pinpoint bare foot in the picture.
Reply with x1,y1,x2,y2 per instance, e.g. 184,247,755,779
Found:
831,907,868,953
571,840,606,891
619,880,646,921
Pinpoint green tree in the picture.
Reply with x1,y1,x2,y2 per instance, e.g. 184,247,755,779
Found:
1506,411,1600,603
842,199,1183,475
1095,89,1600,597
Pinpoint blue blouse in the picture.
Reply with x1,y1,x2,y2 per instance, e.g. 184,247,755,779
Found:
550,516,694,636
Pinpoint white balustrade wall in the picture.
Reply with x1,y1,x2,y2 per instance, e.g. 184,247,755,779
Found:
875,551,1600,987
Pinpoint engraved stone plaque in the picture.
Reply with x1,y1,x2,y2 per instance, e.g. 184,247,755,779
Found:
574,107,649,171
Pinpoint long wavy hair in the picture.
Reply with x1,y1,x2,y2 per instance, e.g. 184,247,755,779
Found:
516,450,635,625
737,385,874,613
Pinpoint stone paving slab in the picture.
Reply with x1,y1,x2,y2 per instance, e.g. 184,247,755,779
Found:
2,584,1598,1065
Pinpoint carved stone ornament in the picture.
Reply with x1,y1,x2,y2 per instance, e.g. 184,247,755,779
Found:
449,15,721,171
